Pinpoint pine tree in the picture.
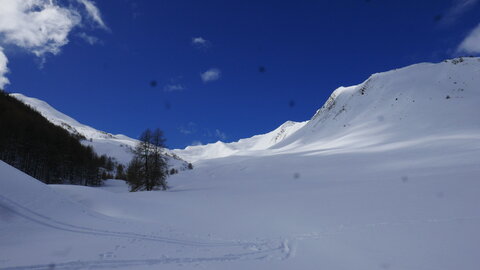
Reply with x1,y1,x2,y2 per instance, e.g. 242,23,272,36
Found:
115,164,126,179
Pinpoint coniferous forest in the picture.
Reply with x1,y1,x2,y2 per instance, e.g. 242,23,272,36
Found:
0,90,115,186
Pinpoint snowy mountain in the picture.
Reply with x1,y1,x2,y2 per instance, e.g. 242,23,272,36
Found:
272,57,480,151
2,58,480,269
175,57,480,161
174,120,307,162
11,93,189,170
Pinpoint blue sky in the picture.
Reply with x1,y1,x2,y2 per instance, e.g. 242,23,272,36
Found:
1,0,480,148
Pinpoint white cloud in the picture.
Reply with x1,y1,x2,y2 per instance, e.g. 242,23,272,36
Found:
179,123,226,143
450,0,478,16
164,76,185,92
201,68,221,83
457,23,480,54
444,0,479,23
179,122,197,135
179,127,193,135
192,37,209,47
78,32,100,45
77,0,108,30
0,48,9,88
0,0,81,57
163,84,185,92
215,129,227,140
0,0,107,87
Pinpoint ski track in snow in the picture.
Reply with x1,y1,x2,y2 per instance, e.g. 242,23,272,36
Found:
0,194,290,269
5,190,478,270
0,194,250,247
3,197,480,270
1,250,276,270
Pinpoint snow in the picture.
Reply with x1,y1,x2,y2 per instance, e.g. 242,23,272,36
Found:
173,120,307,162
175,58,480,162
10,93,189,170
2,58,480,269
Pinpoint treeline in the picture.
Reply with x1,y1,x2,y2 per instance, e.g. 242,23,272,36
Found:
0,90,115,186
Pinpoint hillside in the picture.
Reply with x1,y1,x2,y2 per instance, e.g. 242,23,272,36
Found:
174,120,306,162
11,93,189,171
273,57,480,151
175,57,480,162
0,91,113,185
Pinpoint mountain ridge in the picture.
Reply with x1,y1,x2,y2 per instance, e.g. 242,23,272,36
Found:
174,57,480,161
10,57,480,165
11,93,189,170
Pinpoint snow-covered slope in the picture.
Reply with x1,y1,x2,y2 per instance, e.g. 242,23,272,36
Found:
11,93,188,169
175,57,480,162
174,120,306,162
272,57,480,152
1,160,283,269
